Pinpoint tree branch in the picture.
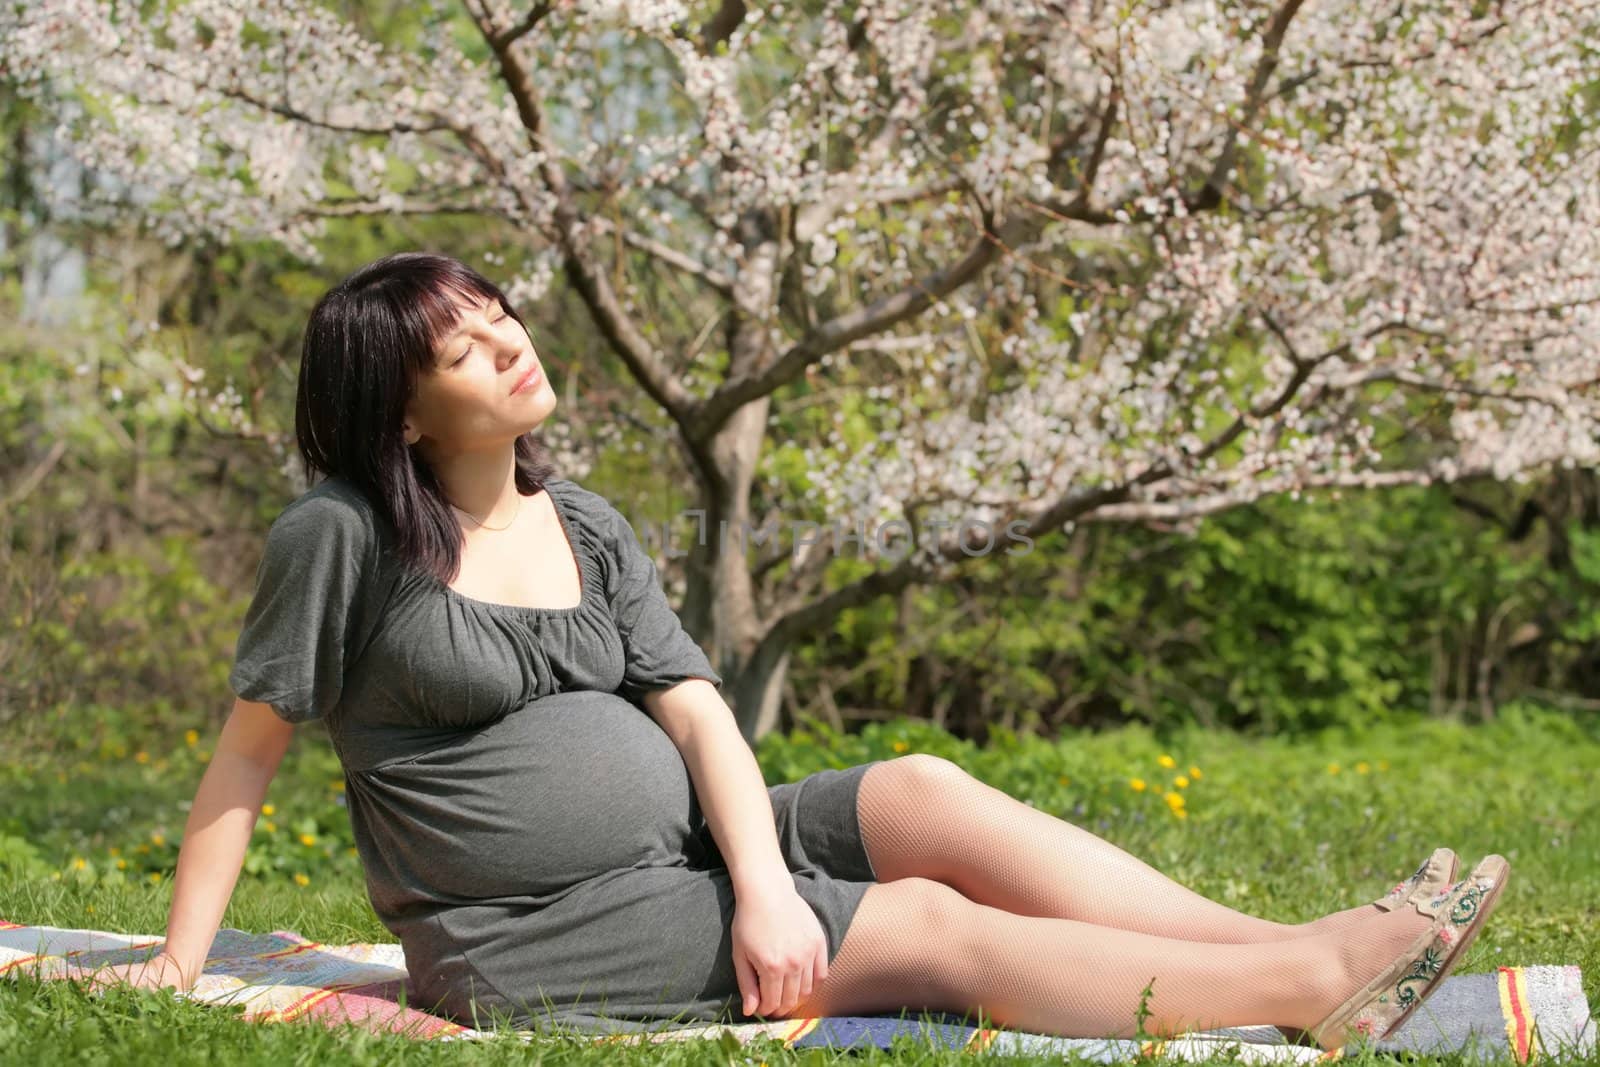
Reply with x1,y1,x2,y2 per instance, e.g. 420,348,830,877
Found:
464,5,705,435
588,214,735,296
690,203,1022,442
1187,0,1309,213
1317,364,1574,406
491,2,553,49
1080,461,1504,523
2,438,68,508
141,58,453,137
700,0,746,54
793,175,964,244
305,198,502,218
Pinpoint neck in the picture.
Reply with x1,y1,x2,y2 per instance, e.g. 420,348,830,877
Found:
418,440,524,517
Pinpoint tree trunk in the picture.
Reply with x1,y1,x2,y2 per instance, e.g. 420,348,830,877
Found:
678,206,791,743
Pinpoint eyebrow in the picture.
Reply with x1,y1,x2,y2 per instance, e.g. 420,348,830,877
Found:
440,297,502,346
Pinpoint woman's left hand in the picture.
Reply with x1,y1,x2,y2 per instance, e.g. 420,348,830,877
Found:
730,882,829,1018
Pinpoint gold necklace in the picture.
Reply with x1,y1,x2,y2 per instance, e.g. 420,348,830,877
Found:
452,493,523,532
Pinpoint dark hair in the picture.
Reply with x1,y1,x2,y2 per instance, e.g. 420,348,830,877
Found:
293,251,559,582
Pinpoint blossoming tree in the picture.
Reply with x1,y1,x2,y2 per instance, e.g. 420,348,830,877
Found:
8,0,1597,737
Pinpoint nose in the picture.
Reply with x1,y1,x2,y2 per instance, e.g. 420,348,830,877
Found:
497,320,527,365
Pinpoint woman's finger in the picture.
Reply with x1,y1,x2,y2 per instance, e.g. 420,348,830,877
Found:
777,967,799,1017
733,951,758,1015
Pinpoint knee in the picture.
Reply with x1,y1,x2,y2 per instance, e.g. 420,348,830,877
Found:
901,875,969,934
887,877,977,1002
883,753,969,800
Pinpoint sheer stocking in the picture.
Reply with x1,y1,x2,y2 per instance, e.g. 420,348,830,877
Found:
855,755,1383,944
786,875,1433,1044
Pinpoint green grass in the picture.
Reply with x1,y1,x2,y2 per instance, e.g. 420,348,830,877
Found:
2,701,1596,1064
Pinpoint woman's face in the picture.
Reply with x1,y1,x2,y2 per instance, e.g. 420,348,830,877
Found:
403,290,555,455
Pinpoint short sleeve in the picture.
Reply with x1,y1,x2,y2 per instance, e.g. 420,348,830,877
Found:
227,487,384,725
595,495,724,704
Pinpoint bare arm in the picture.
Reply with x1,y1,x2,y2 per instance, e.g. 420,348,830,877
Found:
644,680,792,896
90,697,294,991
162,698,295,974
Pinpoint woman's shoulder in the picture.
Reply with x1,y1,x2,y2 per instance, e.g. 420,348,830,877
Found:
544,477,623,526
544,478,649,564
266,475,386,549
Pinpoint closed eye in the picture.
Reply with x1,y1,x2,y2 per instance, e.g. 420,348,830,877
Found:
447,312,510,367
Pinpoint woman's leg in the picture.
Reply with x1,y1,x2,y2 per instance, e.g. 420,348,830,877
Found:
784,876,1432,1042
856,755,1373,944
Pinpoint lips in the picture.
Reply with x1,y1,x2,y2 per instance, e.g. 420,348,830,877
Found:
512,364,542,395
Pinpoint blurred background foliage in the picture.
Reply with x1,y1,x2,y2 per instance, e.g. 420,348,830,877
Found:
2,68,1596,756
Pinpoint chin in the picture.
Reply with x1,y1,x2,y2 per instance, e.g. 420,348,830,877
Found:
519,395,557,432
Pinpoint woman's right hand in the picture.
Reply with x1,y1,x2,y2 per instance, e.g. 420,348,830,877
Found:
82,950,196,994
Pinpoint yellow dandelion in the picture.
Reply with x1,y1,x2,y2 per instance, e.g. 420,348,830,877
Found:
299,833,317,847
1163,791,1185,810
1129,778,1147,792
1355,761,1371,775
1173,809,1189,820
184,729,199,746
86,906,94,915
1189,766,1203,780
115,859,127,870
135,751,150,764
347,847,358,857
135,844,150,855
1157,754,1177,769
891,740,909,753
332,781,345,793
148,873,161,884
1327,763,1341,775
261,804,276,816
293,872,310,887
149,832,165,846
109,847,121,857
197,749,211,761
263,821,277,834
1377,760,1391,772
1173,775,1190,789
71,857,87,870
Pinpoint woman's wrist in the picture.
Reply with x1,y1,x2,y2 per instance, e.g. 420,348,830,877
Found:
731,864,797,900
159,949,203,985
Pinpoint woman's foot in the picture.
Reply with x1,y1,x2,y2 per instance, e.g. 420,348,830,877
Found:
1274,848,1459,1044
1303,904,1436,1027
1305,854,1510,1051
1298,847,1459,937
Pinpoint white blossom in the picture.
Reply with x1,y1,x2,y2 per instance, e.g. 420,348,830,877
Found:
5,0,1596,562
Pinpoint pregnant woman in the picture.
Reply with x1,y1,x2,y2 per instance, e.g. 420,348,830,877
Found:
91,252,1507,1048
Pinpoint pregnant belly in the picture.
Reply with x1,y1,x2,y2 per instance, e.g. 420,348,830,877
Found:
356,689,713,904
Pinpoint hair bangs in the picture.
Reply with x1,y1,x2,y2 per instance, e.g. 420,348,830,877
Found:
384,265,508,377
407,272,507,368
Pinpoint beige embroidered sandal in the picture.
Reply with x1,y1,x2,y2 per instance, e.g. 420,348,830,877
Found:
1279,847,1461,1046
1373,847,1459,912
1309,853,1510,1051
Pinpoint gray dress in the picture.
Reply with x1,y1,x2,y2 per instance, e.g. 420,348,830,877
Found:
227,475,882,1033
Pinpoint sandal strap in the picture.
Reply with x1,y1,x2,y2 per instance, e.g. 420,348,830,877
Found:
1314,854,1509,1049
1374,847,1458,913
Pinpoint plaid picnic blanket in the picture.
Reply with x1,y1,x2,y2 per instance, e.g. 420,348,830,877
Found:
2,918,1592,1062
